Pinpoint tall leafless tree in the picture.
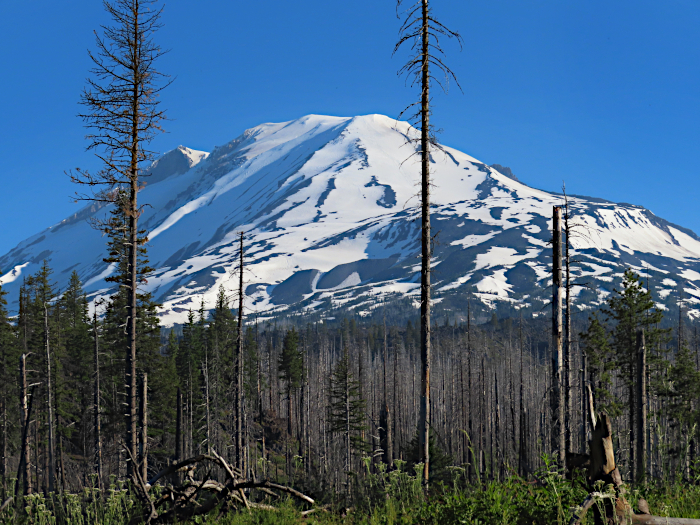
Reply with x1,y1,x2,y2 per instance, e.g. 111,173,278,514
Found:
394,0,462,483
43,304,56,493
235,232,245,471
71,0,169,477
92,307,103,489
552,206,565,466
19,354,31,495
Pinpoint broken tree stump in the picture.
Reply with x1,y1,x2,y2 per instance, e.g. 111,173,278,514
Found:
569,411,700,525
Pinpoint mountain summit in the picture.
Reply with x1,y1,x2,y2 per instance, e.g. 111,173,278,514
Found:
2,114,700,324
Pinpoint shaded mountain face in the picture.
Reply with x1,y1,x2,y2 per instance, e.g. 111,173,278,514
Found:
3,114,700,325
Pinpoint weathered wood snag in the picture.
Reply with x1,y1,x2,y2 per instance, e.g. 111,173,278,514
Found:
552,206,565,467
570,403,700,525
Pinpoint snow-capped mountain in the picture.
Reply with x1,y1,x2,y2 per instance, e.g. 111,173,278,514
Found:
2,114,700,325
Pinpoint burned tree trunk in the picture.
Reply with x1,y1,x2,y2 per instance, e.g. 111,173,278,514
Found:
563,193,573,455
395,0,461,483
518,314,527,476
20,354,31,495
176,387,182,462
44,304,56,493
382,313,393,466
235,232,245,472
552,206,565,466
140,373,148,482
417,0,432,483
636,330,647,483
93,309,103,488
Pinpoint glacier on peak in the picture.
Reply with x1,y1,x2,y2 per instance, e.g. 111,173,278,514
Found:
1,113,700,325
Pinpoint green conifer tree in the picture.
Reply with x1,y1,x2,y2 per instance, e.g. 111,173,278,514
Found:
0,272,18,492
279,327,303,440
176,308,205,455
244,325,264,416
57,272,93,464
602,269,669,478
100,192,164,471
328,346,368,476
581,314,620,416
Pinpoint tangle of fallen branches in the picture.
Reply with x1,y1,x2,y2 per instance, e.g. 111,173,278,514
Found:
127,448,315,524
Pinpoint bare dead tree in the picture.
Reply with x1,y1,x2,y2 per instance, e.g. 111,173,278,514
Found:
563,189,573,455
636,330,647,483
175,387,182,463
394,0,462,483
552,206,565,466
140,373,148,482
93,306,103,488
43,304,56,493
235,232,245,472
19,354,31,496
71,0,169,477
382,309,393,465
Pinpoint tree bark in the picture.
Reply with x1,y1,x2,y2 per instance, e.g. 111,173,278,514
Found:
564,198,573,455
176,387,182,462
467,299,473,479
418,0,432,485
383,313,393,465
236,232,245,471
140,373,148,482
495,371,501,481
44,304,56,493
552,206,565,466
636,330,647,483
93,309,103,488
518,314,526,476
20,354,31,495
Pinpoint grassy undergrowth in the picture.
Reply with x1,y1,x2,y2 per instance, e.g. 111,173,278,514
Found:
3,462,700,524
193,460,700,525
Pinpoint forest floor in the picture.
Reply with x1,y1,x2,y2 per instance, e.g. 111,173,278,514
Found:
4,467,700,524
191,474,700,525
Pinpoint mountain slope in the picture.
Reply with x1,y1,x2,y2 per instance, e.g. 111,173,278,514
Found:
3,114,700,324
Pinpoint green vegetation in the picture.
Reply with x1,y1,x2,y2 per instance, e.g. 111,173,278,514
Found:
3,461,700,524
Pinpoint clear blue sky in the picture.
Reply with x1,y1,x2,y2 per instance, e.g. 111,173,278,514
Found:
2,0,700,253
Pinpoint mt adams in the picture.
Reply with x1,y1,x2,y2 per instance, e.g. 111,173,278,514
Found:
3,114,700,324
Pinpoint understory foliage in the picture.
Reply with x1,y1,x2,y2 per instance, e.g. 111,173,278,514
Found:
3,462,700,524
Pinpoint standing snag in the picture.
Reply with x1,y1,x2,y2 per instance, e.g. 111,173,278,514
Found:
552,206,565,466
394,0,462,483
72,0,169,477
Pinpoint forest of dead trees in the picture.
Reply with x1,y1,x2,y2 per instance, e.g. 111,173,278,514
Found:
1,255,700,501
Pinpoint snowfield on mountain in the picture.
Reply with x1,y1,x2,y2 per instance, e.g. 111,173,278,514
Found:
2,113,700,325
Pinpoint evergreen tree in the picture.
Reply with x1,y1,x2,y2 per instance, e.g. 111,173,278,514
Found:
405,428,452,479
23,261,60,492
279,328,303,438
665,342,700,465
328,346,368,475
208,286,235,446
244,325,263,417
176,308,206,455
605,270,668,393
0,272,18,492
580,314,619,416
100,193,164,470
57,272,92,457
278,328,303,392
